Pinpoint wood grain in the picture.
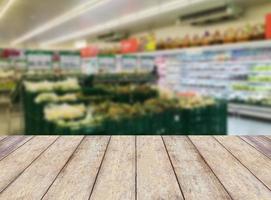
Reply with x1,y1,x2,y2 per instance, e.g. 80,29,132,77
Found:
0,136,58,192
0,136,83,200
0,136,6,142
163,136,231,200
190,136,271,200
90,136,135,200
0,136,32,160
241,136,271,158
0,136,269,199
215,136,271,190
42,136,110,200
137,136,184,200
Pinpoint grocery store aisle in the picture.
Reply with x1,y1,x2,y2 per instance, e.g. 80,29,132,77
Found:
0,107,23,135
1,109,271,135
228,116,271,135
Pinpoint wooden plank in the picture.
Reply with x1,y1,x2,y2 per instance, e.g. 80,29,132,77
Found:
0,136,83,200
190,136,271,200
0,136,32,161
241,136,271,158
215,136,271,190
163,136,231,200
137,136,184,200
42,136,110,200
0,136,58,192
0,136,6,142
89,136,135,200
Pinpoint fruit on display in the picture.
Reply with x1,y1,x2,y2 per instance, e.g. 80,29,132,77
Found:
0,80,16,91
177,94,215,109
24,78,80,92
45,104,86,121
0,70,16,92
56,111,101,129
24,81,54,92
35,93,78,104
23,73,226,134
0,70,15,78
91,94,216,122
54,78,81,91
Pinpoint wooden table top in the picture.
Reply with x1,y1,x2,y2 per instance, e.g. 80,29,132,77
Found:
0,136,270,200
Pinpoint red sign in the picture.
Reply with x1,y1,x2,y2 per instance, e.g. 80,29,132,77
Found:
81,46,99,57
1,49,20,58
121,38,139,54
266,13,271,39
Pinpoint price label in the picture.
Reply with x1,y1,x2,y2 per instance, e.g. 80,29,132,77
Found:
140,56,154,72
98,56,116,73
122,56,137,72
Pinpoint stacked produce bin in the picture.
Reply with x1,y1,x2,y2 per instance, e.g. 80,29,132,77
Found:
21,74,227,135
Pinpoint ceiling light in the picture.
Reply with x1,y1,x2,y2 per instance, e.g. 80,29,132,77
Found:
74,40,87,49
0,0,18,19
41,0,206,46
11,0,110,45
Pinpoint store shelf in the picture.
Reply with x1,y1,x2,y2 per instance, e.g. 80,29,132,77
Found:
128,40,271,56
229,103,271,121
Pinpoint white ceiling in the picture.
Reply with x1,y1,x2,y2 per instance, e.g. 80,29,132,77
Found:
0,0,269,49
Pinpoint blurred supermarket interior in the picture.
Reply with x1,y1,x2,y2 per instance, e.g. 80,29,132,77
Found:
1,0,271,135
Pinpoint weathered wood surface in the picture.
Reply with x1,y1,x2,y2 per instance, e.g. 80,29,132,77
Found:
0,136,270,200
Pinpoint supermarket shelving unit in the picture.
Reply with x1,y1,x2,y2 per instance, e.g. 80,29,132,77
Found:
74,40,271,119
124,40,271,121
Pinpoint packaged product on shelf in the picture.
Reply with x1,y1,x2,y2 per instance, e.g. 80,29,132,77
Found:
201,31,212,46
172,38,180,49
223,27,236,43
251,23,265,40
212,30,223,44
235,27,249,42
191,34,201,46
182,35,191,47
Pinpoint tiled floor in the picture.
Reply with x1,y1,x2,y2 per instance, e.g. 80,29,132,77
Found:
228,116,271,135
0,107,23,135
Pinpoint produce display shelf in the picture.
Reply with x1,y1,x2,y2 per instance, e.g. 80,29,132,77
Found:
229,103,271,121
